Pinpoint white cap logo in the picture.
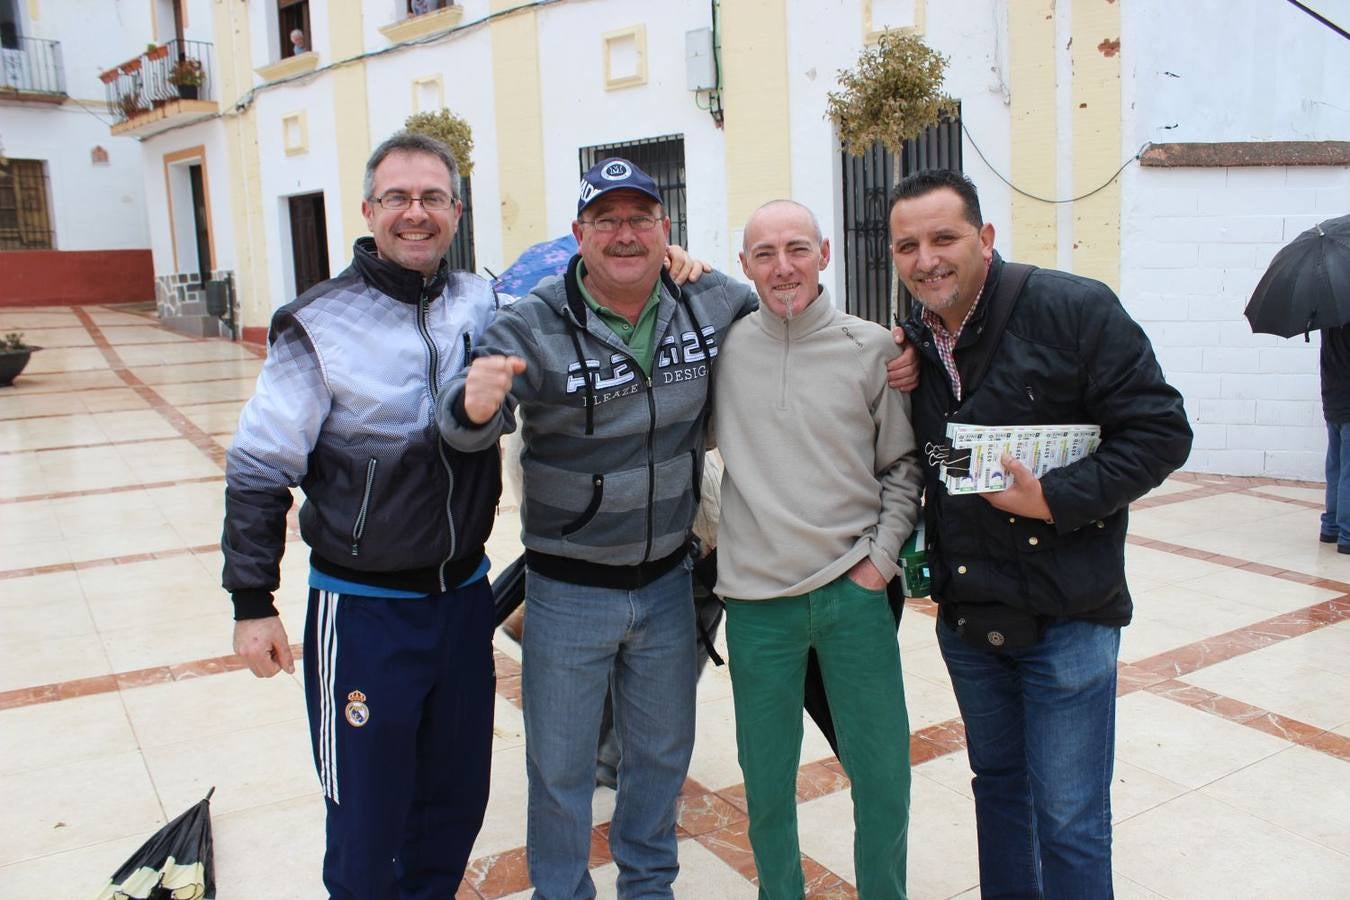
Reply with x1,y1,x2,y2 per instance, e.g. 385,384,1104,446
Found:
601,161,632,181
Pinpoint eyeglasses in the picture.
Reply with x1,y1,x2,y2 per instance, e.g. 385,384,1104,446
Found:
578,215,662,233
372,191,456,211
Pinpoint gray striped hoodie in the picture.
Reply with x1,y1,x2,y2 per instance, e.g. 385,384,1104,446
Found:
438,256,756,579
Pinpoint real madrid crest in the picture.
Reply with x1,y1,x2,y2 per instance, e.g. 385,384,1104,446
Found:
345,689,370,727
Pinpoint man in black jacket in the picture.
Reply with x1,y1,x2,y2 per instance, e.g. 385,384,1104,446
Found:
1319,324,1350,552
890,170,1192,898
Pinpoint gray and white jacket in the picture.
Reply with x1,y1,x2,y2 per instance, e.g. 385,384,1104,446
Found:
223,238,503,618
438,256,756,586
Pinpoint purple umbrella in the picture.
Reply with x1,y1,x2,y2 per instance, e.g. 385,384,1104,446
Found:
491,234,579,298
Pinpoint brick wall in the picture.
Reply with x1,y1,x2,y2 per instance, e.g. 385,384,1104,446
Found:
1121,165,1348,479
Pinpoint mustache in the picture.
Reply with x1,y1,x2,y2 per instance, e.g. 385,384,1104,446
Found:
604,242,647,258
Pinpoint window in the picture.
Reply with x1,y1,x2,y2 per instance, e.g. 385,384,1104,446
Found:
407,0,452,16
839,109,961,326
278,0,310,58
0,158,54,250
578,135,687,249
0,0,19,50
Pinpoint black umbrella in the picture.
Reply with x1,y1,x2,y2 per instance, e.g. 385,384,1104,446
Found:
492,554,528,626
94,788,215,899
1245,214,1350,340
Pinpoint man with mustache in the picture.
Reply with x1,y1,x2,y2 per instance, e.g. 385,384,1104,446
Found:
437,158,757,898
890,169,1192,898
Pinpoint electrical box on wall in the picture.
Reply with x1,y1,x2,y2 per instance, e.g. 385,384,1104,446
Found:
685,28,715,91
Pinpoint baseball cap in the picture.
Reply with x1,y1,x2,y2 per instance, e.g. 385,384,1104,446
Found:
577,158,663,215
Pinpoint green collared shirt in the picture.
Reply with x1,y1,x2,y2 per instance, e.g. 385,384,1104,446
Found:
576,260,662,376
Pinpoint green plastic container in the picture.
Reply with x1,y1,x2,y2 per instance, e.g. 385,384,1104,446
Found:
898,523,931,598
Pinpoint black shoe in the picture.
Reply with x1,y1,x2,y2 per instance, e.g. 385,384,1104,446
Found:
1320,532,1339,544
595,762,618,790
1339,544,1350,555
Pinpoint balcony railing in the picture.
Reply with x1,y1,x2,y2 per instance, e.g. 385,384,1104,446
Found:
101,39,215,126
0,37,67,97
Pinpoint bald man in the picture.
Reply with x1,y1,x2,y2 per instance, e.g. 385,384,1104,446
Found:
711,200,922,899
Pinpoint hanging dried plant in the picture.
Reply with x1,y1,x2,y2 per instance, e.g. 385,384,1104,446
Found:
403,108,475,177
825,30,956,158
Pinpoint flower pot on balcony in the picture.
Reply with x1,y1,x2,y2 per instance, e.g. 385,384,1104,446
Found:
176,84,199,100
0,347,39,387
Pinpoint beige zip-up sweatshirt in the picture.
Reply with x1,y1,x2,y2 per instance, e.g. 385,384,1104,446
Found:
712,288,923,600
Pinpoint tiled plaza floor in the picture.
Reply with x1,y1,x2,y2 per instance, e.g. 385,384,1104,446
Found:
0,304,1347,898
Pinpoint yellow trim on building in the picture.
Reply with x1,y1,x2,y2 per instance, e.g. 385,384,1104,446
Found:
410,75,444,113
26,0,38,21
255,52,320,82
378,4,465,43
1007,0,1057,266
211,0,268,329
862,0,925,41
1070,1,1122,290
603,25,647,90
490,0,547,260
329,6,372,249
720,0,791,244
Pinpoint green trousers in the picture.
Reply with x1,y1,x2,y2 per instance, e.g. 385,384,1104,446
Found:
725,576,911,900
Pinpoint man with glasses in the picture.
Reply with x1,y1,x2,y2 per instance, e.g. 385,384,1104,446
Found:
437,157,757,899
224,131,502,898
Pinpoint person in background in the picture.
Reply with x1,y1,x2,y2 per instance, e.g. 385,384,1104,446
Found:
1319,323,1350,552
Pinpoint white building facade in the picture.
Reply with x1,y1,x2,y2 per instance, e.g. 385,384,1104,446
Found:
60,0,1350,479
0,0,152,306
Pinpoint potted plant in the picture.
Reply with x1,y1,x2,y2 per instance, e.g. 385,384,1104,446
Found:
0,332,40,387
145,42,170,62
116,91,146,119
168,57,203,100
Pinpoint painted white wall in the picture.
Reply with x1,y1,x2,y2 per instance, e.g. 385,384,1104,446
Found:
1120,0,1350,478
784,0,1013,303
4,103,149,251
362,11,501,275
138,120,237,277
534,1,729,270
2,1,150,252
1130,0,1350,146
252,77,344,307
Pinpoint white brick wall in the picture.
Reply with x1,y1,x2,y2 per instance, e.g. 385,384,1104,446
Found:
1122,165,1348,480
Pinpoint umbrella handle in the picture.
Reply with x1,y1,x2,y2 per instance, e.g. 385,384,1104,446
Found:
203,786,215,802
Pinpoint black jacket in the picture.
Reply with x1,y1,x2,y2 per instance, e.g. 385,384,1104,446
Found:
222,240,503,618
1322,324,1350,424
902,253,1193,625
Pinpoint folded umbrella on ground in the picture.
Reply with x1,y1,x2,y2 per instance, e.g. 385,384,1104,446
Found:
1245,214,1350,340
94,788,215,900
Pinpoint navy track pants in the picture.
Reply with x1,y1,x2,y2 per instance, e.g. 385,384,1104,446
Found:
303,581,496,899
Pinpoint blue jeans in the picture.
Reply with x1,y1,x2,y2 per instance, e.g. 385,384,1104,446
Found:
937,615,1120,900
522,561,698,900
1322,421,1350,546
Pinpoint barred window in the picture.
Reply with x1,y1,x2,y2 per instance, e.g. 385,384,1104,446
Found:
840,109,962,326
0,158,54,251
578,134,687,249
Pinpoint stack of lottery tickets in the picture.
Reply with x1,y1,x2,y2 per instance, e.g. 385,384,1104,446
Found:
941,423,1101,495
